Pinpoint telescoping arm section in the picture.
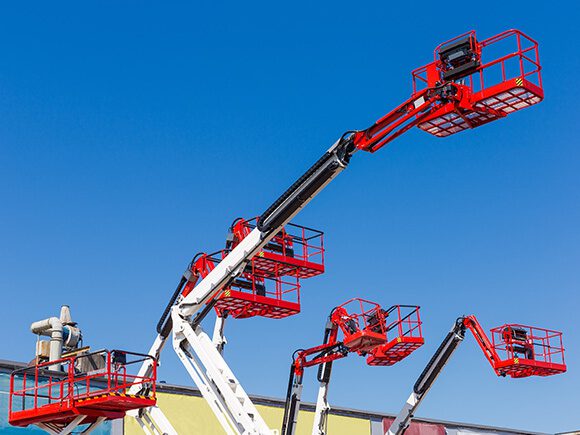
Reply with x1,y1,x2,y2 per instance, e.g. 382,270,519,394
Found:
282,319,346,435
386,318,467,435
386,316,504,435
137,83,458,380
175,81,455,317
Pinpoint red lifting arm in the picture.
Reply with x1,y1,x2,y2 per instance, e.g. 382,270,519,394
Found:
353,85,459,152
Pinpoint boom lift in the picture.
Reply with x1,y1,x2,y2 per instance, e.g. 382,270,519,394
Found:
281,299,423,435
129,29,545,435
385,316,566,435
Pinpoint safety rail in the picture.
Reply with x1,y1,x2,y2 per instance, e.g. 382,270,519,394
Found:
411,29,543,138
334,298,387,337
228,217,325,278
367,305,424,367
9,350,156,427
332,298,392,354
413,29,541,93
384,305,423,342
491,323,565,366
202,250,302,319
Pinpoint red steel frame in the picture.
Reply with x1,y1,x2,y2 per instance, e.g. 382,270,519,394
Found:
412,30,543,137
183,250,302,319
178,218,325,320
351,29,543,153
228,217,325,278
9,350,156,428
332,298,391,353
216,257,302,319
293,300,423,376
490,323,566,378
367,305,424,366
463,316,566,378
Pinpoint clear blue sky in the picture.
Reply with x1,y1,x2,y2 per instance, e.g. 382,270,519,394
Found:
1,2,578,433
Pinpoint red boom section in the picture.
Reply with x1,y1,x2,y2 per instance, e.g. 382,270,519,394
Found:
463,316,566,378
9,350,156,431
179,219,324,320
352,29,543,152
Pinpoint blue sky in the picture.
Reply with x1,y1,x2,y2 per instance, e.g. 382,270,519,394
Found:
1,2,578,433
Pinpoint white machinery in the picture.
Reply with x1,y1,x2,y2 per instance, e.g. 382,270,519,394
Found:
126,29,547,435
129,137,358,435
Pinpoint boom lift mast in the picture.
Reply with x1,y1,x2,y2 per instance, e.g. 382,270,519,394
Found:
130,29,545,435
282,300,423,435
386,316,566,435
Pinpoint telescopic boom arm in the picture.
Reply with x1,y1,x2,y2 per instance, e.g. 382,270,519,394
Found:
386,315,566,435
131,28,547,435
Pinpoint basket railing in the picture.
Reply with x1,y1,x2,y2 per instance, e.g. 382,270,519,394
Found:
490,324,565,365
232,217,325,264
9,350,156,418
412,29,542,95
384,305,422,342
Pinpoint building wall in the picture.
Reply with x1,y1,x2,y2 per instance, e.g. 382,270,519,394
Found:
123,392,370,435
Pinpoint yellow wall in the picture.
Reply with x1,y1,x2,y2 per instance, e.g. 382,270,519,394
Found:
124,392,370,434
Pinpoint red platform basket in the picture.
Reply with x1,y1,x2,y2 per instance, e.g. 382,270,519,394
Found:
367,305,424,366
412,30,543,137
490,323,566,378
9,350,156,431
227,217,325,279
199,251,302,319
331,298,407,354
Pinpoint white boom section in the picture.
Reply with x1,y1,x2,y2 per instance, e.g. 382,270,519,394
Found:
312,381,330,435
385,392,421,435
127,404,178,435
176,228,275,317
37,415,105,435
213,314,228,354
172,310,272,434
130,137,355,434
385,320,466,435
128,333,178,434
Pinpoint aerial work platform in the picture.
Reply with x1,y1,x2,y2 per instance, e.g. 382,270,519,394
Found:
176,218,325,320
227,217,325,278
367,305,424,366
489,323,566,378
413,30,543,137
9,350,156,433
462,316,566,378
331,299,424,363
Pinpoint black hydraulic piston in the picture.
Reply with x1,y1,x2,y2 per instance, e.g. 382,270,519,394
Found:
258,135,356,234
413,317,466,395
